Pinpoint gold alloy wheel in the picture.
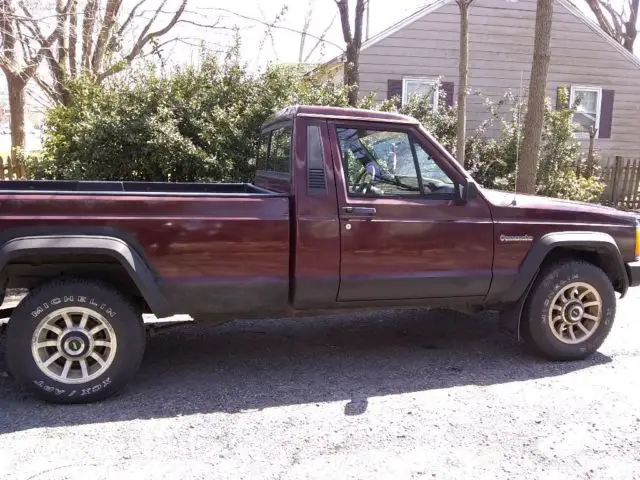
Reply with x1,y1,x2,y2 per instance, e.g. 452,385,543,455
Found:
548,282,603,345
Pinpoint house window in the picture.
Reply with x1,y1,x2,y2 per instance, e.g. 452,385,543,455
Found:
402,78,439,112
569,86,602,137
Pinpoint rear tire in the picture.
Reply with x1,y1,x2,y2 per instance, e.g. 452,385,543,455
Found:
523,261,615,361
6,279,145,403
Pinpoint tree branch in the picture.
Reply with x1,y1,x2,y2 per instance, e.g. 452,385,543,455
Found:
68,0,77,76
81,0,98,71
55,0,69,82
176,18,228,29
117,0,146,35
33,73,60,104
584,0,619,40
15,21,34,65
353,0,365,48
0,0,18,65
303,12,337,62
335,0,352,44
98,0,188,82
602,1,624,38
23,0,74,79
299,0,313,63
91,0,123,73
17,0,44,42
198,6,343,51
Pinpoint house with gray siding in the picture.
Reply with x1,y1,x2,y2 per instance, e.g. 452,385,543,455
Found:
329,0,640,159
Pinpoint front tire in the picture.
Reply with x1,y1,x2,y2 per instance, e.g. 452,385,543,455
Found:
523,261,616,361
6,279,145,403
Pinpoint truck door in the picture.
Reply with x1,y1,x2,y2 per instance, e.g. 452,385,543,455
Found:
328,120,494,302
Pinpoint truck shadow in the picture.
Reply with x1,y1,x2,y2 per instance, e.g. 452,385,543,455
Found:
0,308,612,434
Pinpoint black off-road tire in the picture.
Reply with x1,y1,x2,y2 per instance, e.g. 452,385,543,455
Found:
523,261,616,361
6,279,145,403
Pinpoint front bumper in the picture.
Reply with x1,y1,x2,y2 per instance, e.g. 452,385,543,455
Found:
627,261,640,287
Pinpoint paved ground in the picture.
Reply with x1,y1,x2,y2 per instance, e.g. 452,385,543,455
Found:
1,291,639,480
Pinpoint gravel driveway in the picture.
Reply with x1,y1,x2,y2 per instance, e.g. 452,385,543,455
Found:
1,291,640,480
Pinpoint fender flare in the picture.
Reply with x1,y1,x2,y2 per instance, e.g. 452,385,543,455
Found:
503,231,628,304
498,231,627,340
0,235,171,317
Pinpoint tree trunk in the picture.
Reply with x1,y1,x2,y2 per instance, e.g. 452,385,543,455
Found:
336,0,364,108
516,0,553,194
344,44,359,107
7,73,27,179
69,0,78,77
455,1,470,166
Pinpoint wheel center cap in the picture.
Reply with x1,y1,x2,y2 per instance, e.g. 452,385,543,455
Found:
65,337,84,354
60,330,92,358
564,301,584,323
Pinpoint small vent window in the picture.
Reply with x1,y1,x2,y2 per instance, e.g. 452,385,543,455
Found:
307,124,326,194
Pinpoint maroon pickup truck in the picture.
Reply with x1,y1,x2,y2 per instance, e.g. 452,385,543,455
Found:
1,105,639,403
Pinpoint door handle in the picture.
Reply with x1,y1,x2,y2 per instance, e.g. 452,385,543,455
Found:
342,206,377,217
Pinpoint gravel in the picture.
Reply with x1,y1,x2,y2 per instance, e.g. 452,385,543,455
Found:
1,291,640,480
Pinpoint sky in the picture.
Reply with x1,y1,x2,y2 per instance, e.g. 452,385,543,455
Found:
156,0,436,69
154,0,632,70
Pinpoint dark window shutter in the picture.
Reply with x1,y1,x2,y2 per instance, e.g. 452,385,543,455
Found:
440,81,454,107
556,85,570,109
598,89,615,139
387,79,403,101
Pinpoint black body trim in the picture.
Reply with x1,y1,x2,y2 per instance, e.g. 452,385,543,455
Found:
158,277,290,320
500,231,628,304
0,235,171,316
626,260,640,287
339,271,493,301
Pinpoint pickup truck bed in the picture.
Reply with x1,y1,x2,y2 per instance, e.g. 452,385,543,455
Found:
0,181,291,320
0,180,279,195
2,105,640,404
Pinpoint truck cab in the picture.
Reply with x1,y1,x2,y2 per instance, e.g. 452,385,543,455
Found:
258,106,495,311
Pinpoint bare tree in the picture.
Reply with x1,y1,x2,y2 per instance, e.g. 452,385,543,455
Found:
584,0,638,52
0,0,74,171
335,0,365,107
299,0,337,63
299,0,313,63
455,0,474,166
31,0,193,105
199,5,343,65
517,0,553,194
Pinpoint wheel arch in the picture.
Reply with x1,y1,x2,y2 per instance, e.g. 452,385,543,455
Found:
0,235,171,317
506,231,627,303
498,231,626,339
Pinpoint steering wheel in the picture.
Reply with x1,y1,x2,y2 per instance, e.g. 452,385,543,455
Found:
354,171,373,194
425,180,448,193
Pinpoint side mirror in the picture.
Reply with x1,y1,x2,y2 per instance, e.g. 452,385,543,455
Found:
459,179,479,202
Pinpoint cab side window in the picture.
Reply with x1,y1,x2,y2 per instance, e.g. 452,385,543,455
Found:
257,127,292,177
336,126,455,197
271,127,292,175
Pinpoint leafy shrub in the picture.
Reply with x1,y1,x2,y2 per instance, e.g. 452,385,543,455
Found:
38,50,360,183
535,90,604,202
37,54,605,203
397,85,604,202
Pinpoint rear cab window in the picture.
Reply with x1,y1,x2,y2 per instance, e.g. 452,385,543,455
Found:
255,126,292,194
